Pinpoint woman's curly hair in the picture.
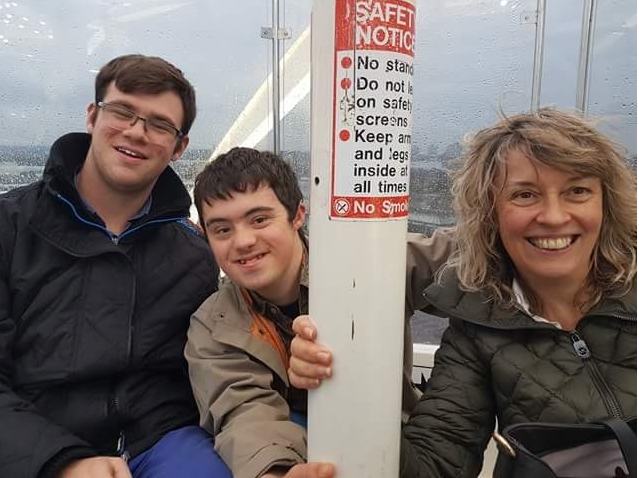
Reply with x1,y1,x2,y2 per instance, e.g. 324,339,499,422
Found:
440,107,636,313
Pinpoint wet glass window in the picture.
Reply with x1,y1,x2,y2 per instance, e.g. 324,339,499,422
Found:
2,0,636,345
0,0,271,193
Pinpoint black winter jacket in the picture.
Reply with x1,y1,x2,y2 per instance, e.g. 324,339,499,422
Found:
400,272,636,478
0,133,219,478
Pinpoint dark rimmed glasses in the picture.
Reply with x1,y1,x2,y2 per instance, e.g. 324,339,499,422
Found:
97,101,184,141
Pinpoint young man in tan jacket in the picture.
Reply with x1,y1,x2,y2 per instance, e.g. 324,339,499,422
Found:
185,147,454,478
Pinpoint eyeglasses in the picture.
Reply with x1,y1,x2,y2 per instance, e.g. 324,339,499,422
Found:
97,101,184,140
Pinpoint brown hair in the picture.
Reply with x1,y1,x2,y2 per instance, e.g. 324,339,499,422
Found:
95,54,196,135
442,107,637,312
194,147,303,226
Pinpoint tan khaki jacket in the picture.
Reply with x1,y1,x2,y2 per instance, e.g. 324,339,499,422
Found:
185,229,455,478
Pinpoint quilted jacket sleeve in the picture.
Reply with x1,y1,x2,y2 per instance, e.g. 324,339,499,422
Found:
185,312,306,478
400,319,496,478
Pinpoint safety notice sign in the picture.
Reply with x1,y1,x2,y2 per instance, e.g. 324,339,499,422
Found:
330,0,415,220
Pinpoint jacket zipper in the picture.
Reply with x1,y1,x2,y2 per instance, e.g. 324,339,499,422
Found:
570,331,624,419
126,274,136,367
116,429,129,462
441,303,633,419
109,386,129,459
56,193,118,242
57,192,182,437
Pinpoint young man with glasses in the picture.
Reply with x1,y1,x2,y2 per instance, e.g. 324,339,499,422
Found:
0,54,229,478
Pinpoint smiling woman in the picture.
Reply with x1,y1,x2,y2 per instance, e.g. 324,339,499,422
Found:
448,108,636,327
288,107,637,478
496,149,604,327
396,107,637,477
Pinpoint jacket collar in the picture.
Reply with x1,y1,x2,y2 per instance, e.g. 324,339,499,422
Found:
29,132,192,256
424,270,636,330
42,132,192,219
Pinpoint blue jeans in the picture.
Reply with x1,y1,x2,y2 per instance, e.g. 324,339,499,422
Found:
129,426,231,478
290,411,307,428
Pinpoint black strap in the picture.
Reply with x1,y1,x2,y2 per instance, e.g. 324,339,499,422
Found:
492,451,515,478
600,419,637,478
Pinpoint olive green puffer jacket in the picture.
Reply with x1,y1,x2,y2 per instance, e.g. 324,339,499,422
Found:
400,273,636,478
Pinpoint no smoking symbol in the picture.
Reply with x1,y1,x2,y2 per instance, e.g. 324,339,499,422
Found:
334,198,350,216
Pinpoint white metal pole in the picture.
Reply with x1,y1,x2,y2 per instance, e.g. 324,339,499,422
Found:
308,1,416,476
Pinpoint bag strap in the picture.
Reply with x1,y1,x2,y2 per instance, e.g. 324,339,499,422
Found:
599,419,637,478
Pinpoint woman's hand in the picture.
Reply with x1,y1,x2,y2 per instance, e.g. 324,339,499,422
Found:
289,315,333,389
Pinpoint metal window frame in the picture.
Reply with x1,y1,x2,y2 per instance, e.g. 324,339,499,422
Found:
262,0,291,154
531,0,547,111
576,0,598,113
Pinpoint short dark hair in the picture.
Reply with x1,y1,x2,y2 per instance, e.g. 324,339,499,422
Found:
94,54,196,135
194,147,303,225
